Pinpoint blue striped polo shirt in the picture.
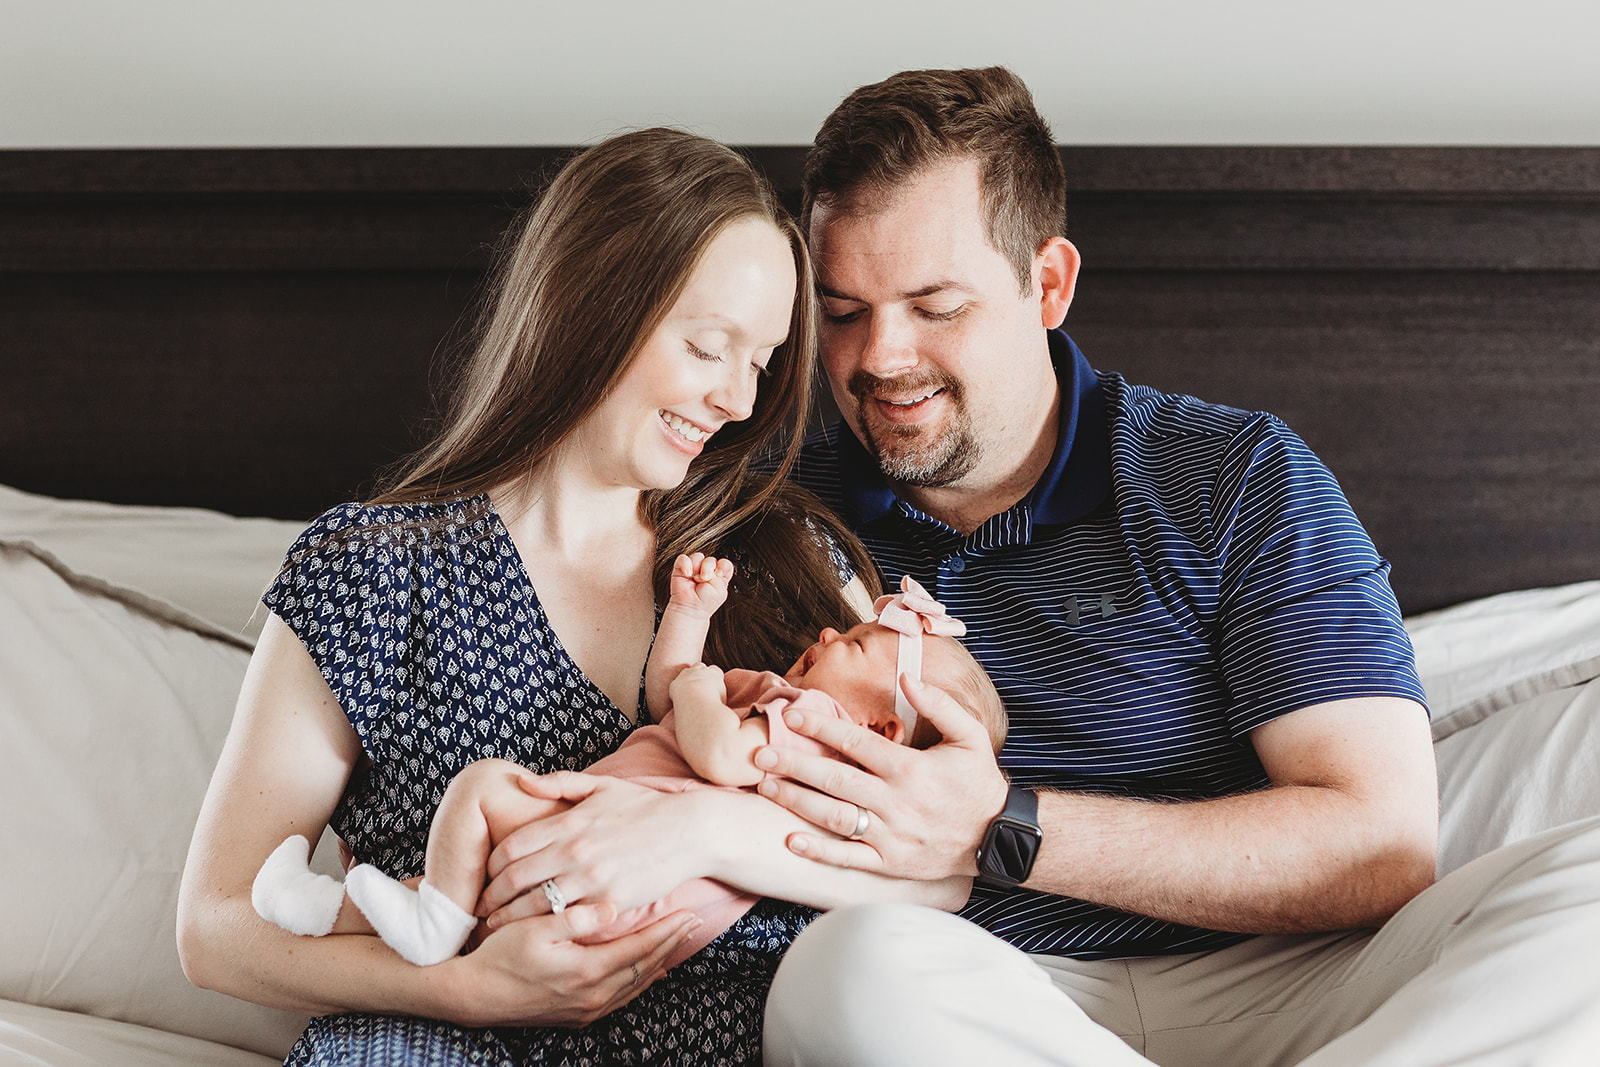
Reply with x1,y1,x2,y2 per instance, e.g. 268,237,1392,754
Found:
792,330,1426,959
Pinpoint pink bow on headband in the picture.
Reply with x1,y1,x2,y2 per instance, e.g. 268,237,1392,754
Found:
873,576,966,737
873,576,967,639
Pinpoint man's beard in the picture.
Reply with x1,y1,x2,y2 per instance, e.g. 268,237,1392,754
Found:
848,370,980,488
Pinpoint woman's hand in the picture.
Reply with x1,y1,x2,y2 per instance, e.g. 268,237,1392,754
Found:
440,905,701,1029
478,773,720,928
753,676,1009,881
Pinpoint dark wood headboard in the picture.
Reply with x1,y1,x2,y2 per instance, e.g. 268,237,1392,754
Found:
3,147,1597,614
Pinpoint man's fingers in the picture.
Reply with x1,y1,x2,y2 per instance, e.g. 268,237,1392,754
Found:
784,829,884,870
901,676,989,749
760,707,907,783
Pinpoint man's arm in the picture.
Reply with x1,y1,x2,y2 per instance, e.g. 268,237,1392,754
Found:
755,681,1437,934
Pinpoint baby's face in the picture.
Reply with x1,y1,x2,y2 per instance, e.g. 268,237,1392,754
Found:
784,621,905,740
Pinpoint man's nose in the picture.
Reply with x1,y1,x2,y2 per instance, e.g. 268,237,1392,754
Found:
856,312,918,377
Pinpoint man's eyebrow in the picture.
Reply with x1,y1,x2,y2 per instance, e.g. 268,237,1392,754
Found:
817,280,977,302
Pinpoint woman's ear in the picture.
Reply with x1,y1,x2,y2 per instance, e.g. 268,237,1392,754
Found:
1034,237,1081,330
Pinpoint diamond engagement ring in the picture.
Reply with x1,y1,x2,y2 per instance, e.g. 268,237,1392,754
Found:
846,804,871,840
541,878,567,914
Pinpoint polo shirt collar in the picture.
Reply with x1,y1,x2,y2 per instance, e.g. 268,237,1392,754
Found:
837,329,1110,532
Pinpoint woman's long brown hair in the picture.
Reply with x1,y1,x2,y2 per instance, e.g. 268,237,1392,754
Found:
366,128,873,672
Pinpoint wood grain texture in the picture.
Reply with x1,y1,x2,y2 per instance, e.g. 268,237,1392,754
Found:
2,147,1595,612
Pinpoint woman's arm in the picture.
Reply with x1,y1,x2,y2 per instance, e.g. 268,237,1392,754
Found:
177,614,699,1027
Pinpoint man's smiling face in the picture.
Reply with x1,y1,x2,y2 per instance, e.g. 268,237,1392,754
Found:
808,156,1058,493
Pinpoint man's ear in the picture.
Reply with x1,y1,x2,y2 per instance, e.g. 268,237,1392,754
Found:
1034,237,1081,330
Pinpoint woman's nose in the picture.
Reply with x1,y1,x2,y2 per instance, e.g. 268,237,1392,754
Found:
710,364,758,423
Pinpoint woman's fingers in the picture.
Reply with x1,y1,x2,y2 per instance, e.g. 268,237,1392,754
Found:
480,845,583,923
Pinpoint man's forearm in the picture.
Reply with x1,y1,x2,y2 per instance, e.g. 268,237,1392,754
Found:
1023,782,1436,934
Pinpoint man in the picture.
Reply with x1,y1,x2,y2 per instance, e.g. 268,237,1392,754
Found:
756,67,1600,1066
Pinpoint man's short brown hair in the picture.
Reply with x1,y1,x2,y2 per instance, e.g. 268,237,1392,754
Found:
803,66,1067,292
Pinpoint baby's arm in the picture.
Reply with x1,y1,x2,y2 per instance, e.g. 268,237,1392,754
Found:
645,553,734,722
669,664,772,787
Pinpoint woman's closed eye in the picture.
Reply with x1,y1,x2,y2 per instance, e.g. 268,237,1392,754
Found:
687,340,722,363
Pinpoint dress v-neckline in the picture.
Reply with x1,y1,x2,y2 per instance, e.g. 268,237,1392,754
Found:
480,495,649,727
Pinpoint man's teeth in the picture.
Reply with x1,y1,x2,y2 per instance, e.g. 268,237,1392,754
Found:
663,412,710,442
884,391,939,407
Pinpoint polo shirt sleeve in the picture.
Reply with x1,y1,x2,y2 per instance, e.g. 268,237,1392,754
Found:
1211,414,1426,735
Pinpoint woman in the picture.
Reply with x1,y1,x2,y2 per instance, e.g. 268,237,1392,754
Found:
177,129,962,1065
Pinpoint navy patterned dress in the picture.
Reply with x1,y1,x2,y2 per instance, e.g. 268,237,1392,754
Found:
264,497,816,1066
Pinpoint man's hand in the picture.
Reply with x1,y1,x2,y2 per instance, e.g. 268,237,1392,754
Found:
753,674,1009,881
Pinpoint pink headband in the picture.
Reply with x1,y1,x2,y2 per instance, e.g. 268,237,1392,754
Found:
873,575,967,738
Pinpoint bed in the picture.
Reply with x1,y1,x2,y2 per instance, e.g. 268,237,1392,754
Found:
2,145,1598,1064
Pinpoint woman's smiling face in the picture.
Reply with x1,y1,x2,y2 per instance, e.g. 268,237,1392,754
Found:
571,215,797,492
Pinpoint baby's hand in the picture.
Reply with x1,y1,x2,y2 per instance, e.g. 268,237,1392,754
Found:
670,661,727,703
668,553,734,617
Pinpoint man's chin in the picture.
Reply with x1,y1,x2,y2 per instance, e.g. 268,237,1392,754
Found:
871,439,979,488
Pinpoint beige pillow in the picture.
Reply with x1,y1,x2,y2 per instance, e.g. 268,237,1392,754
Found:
0,483,304,643
0,541,309,1059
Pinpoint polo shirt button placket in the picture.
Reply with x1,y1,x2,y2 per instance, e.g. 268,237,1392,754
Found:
942,555,967,576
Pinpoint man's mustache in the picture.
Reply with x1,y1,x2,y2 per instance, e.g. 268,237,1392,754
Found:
846,370,961,403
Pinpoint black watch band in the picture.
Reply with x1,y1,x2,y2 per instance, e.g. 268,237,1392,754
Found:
974,783,1043,890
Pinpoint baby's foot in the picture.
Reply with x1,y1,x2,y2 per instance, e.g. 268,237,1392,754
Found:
345,865,476,966
252,835,344,937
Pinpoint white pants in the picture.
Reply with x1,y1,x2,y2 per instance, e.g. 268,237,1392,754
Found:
764,815,1600,1067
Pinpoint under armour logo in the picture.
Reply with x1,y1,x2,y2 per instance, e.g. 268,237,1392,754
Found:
1065,594,1119,626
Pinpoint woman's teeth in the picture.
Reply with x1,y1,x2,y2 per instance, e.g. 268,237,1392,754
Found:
663,412,710,442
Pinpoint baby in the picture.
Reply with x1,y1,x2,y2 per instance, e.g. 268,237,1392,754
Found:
252,557,1006,968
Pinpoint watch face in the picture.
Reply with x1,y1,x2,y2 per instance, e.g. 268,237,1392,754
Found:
978,817,1043,887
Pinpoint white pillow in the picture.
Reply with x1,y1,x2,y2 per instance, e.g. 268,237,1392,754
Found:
0,483,304,643
1405,580,1600,741
1433,676,1600,877
0,541,309,1059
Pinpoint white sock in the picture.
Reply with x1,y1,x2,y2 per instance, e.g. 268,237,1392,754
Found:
252,835,345,937
344,864,477,967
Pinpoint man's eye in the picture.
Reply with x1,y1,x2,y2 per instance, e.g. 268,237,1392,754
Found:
822,308,863,325
687,341,722,362
919,306,964,321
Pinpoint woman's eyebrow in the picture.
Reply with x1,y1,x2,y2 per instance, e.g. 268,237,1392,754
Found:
684,314,786,348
